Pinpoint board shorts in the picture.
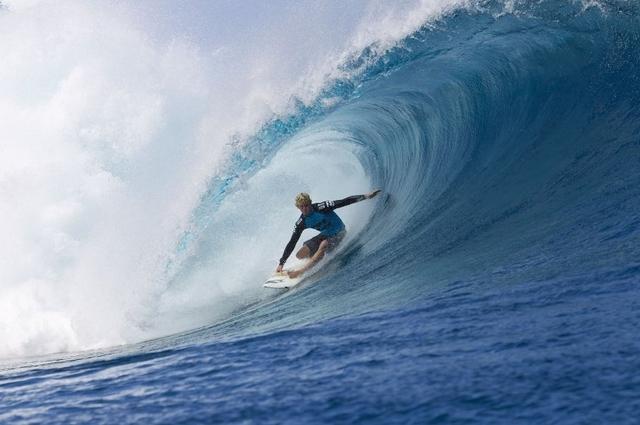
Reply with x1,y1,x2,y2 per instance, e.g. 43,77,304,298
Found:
303,230,346,257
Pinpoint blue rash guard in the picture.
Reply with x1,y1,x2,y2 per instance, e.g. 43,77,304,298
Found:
279,194,366,266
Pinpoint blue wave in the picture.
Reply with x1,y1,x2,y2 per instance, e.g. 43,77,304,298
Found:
4,1,640,423
184,0,640,317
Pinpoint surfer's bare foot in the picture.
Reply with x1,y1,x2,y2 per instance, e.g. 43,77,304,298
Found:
287,269,303,279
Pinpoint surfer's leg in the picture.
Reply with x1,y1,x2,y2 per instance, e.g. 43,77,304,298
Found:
298,234,323,259
288,239,329,278
300,240,329,272
295,245,311,259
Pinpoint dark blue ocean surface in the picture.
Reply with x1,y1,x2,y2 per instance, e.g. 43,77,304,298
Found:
2,271,639,424
2,0,640,423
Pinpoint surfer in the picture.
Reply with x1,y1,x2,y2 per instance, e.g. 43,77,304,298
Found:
276,190,381,278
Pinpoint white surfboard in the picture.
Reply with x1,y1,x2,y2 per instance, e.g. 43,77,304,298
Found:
263,272,302,289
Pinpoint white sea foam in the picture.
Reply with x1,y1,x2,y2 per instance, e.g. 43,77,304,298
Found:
0,0,470,359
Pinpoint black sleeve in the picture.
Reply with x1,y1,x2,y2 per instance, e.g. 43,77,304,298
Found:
279,217,305,265
316,195,367,212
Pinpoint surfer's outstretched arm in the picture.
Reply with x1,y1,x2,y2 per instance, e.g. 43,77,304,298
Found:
320,189,382,211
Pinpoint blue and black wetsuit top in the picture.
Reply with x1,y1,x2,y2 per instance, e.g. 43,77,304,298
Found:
279,195,366,266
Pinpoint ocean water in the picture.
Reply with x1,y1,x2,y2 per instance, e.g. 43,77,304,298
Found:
1,0,640,423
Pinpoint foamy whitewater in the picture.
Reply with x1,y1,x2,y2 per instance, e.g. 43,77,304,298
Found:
1,0,640,423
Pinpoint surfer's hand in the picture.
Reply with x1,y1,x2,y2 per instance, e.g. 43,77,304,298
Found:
276,264,283,273
366,189,381,199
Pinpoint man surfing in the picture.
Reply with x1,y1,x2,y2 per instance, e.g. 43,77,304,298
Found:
276,190,381,278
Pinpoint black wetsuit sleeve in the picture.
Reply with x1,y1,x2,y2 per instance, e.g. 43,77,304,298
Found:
279,218,305,265
316,195,367,211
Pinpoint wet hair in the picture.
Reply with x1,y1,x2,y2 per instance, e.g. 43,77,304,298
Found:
295,192,312,207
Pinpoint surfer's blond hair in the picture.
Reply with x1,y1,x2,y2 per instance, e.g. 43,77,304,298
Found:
295,192,312,207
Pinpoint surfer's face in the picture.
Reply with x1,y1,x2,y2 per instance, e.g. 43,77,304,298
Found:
298,203,312,216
